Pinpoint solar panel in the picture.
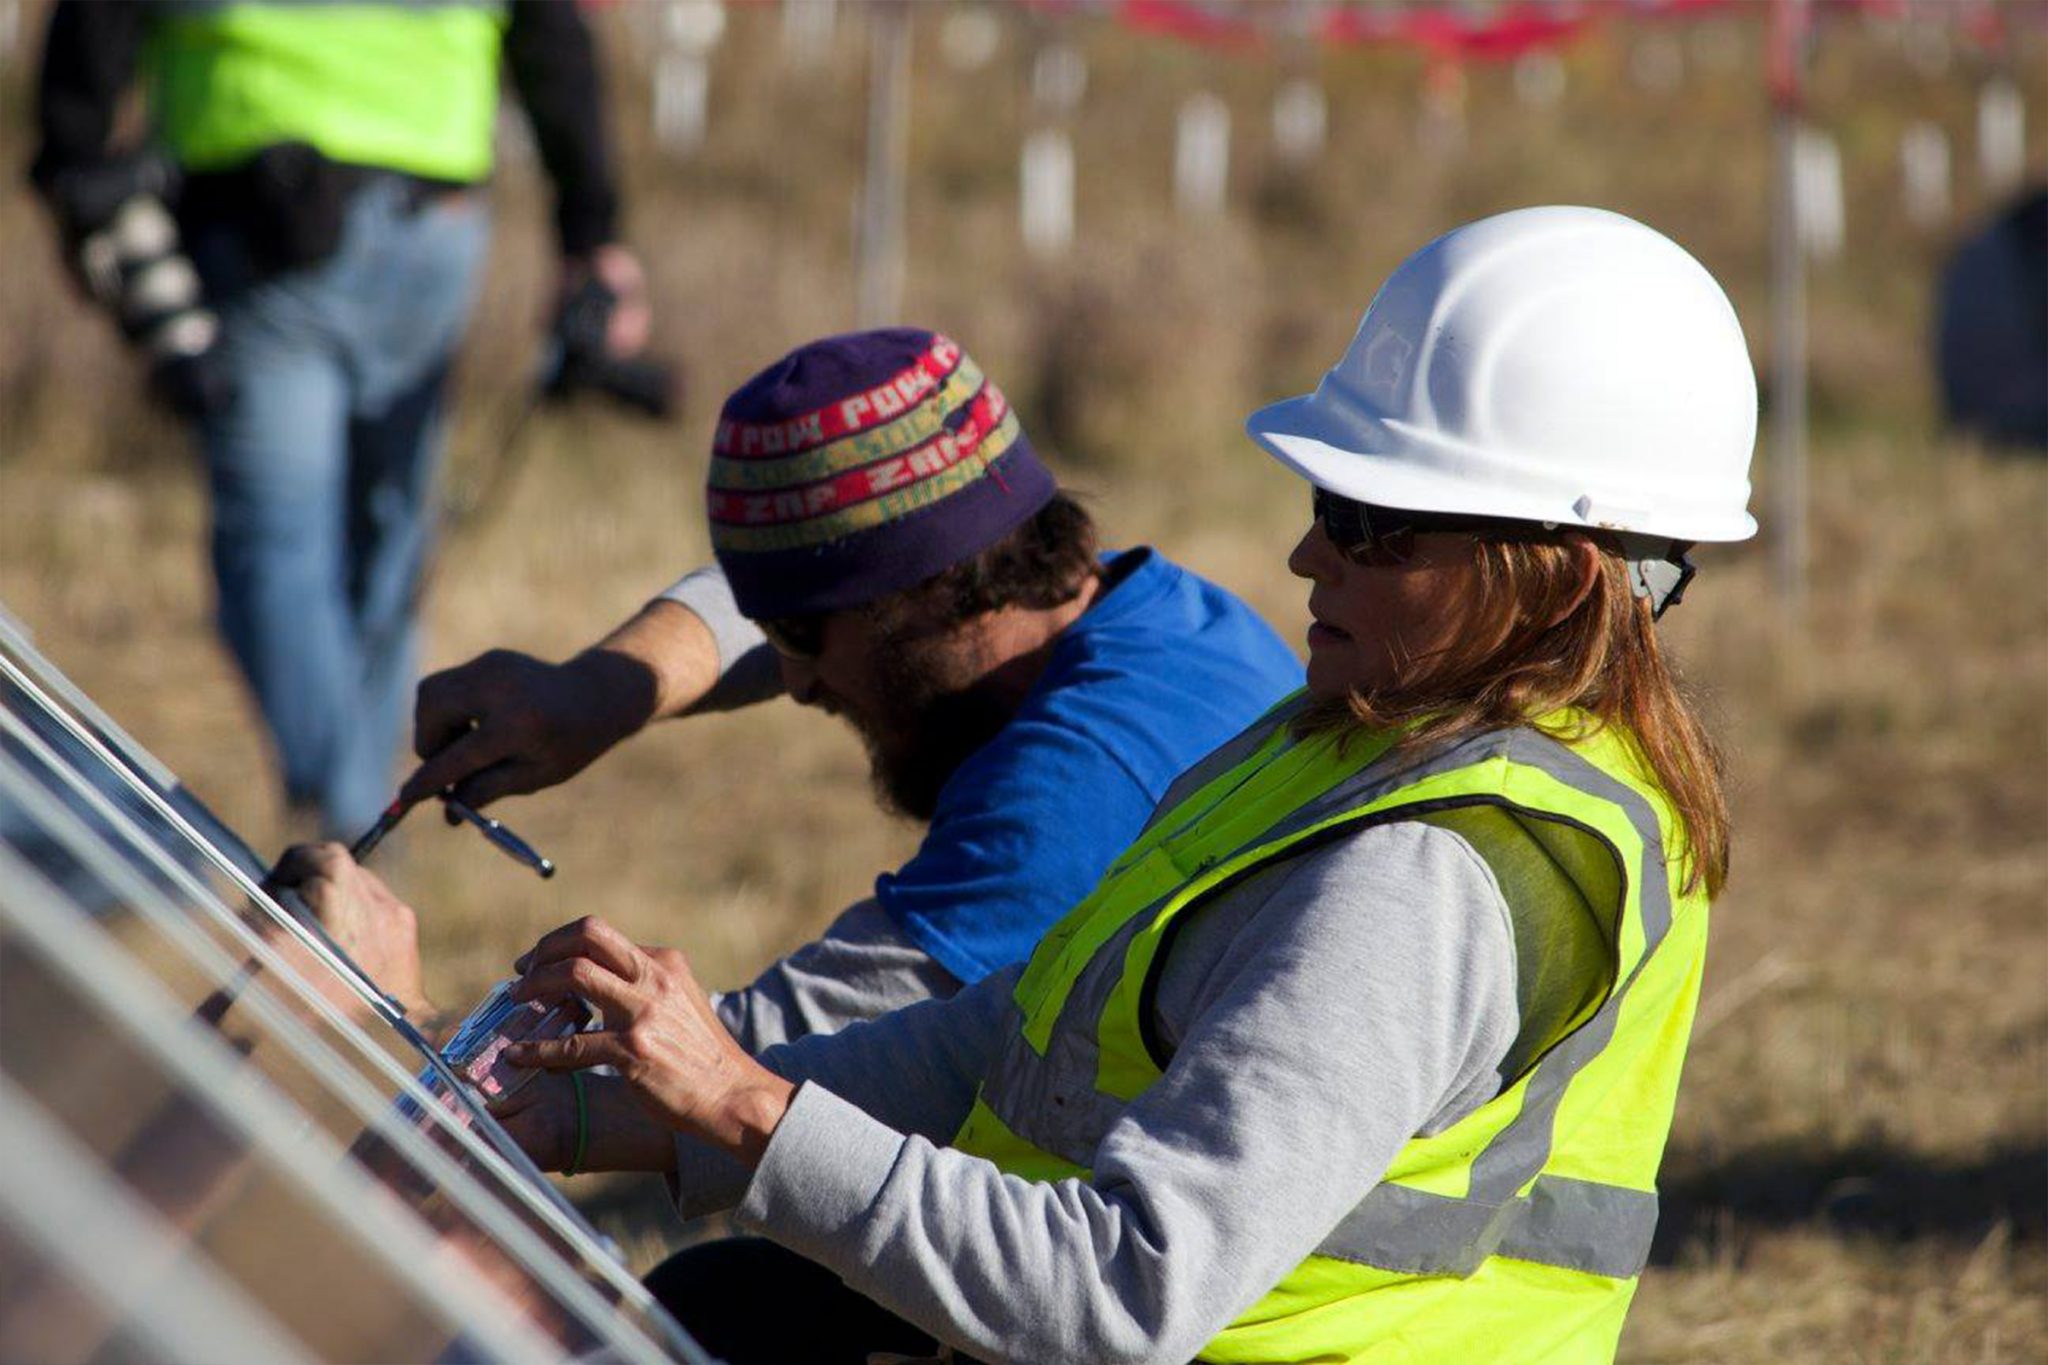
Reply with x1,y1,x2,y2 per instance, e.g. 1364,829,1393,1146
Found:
0,607,714,1365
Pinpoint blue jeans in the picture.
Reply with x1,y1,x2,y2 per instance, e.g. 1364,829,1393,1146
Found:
192,178,489,836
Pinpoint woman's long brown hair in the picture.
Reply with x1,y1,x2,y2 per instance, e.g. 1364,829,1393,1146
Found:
1295,534,1730,897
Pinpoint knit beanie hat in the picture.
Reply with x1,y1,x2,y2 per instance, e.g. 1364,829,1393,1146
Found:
706,328,1058,619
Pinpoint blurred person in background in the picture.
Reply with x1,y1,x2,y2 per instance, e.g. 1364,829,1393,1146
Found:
1935,184,2048,451
29,0,654,838
381,326,1303,1051
296,208,1759,1363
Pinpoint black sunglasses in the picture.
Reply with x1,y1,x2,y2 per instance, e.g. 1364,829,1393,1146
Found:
1314,487,1699,618
1312,487,1535,566
758,614,828,659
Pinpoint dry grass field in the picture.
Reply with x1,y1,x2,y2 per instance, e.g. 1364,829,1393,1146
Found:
1,4,2044,1361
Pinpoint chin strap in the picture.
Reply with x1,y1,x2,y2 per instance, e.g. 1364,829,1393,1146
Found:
1615,535,1698,620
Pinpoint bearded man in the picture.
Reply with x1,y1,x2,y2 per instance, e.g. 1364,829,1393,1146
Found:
356,328,1302,1051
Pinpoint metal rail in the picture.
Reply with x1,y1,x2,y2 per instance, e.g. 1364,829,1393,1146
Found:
0,640,707,1363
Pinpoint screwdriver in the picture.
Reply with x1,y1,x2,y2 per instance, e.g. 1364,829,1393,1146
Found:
348,799,411,864
441,796,557,879
347,795,557,879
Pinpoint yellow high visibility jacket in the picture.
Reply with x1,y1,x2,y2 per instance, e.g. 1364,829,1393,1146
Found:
145,1,507,180
952,699,1710,1363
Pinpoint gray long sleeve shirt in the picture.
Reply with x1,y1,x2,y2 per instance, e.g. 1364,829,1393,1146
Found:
673,819,1527,1365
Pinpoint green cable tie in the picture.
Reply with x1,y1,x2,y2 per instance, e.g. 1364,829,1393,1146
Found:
566,1069,590,1177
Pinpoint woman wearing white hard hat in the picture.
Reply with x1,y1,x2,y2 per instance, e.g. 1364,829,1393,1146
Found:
488,205,1756,1365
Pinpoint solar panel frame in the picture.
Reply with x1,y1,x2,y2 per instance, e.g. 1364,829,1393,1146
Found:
0,616,715,1365
0,630,673,1262
0,1072,318,1365
0,735,697,1364
1,627,429,1025
0,679,524,1178
0,835,568,1365
0,607,183,792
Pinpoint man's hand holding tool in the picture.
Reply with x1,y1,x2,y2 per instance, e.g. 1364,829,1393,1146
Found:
401,648,657,812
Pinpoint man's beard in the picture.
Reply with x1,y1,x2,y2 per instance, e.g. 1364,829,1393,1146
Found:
846,641,1017,822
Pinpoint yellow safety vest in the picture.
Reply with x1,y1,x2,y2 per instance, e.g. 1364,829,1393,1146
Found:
145,1,508,180
952,698,1710,1364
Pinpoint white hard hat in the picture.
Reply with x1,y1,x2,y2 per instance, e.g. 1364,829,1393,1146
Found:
1246,205,1759,543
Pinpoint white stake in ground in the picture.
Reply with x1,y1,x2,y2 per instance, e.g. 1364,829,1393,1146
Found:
1272,77,1327,166
1977,77,2026,195
1794,126,1845,261
1513,52,1567,110
1021,129,1075,259
654,0,726,155
1176,93,1231,220
940,6,1001,73
1900,121,1951,230
1023,39,1084,260
1417,63,1466,160
654,55,708,153
857,1,911,327
1769,0,1812,622
1032,43,1088,117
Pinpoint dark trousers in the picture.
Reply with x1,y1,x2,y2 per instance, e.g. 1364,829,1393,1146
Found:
645,1237,977,1365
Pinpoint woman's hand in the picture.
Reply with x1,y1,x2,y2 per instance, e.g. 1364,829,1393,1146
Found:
490,1072,678,1174
504,917,795,1166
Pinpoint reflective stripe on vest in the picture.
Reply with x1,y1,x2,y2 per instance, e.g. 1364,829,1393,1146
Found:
951,704,1709,1363
145,1,507,179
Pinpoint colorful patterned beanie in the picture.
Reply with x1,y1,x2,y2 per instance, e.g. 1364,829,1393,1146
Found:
706,328,1058,619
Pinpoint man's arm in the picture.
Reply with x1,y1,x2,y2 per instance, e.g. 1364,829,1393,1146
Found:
653,566,783,713
713,898,965,1054
402,569,777,809
501,0,617,260
502,1,654,382
30,0,146,197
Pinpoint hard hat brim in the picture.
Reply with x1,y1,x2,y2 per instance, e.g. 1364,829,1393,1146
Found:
1245,394,1759,543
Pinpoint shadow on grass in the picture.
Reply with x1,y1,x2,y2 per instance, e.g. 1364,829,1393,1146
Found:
1651,1140,2047,1265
